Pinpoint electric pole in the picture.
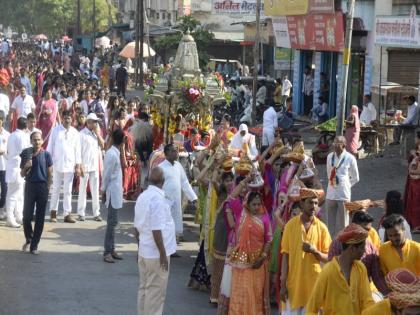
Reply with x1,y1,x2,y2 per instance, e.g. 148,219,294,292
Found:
139,0,145,91
252,0,261,126
336,0,355,135
135,0,140,87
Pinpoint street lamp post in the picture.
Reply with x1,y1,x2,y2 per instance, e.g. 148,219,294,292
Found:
336,0,356,136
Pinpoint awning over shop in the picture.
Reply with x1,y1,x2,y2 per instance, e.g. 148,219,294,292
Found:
212,31,244,42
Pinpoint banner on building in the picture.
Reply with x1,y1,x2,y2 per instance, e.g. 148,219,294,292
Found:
212,0,263,15
179,0,191,16
264,0,334,17
374,6,420,49
272,17,291,48
264,0,308,16
274,47,293,70
287,12,344,51
308,0,335,13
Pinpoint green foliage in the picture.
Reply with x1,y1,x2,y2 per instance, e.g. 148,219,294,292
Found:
0,0,116,37
154,16,215,68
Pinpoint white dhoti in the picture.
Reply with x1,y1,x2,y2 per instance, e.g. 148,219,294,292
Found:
50,170,74,216
77,171,100,217
262,128,275,147
5,180,24,222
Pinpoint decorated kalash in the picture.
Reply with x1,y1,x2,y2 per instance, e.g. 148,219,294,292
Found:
148,30,227,174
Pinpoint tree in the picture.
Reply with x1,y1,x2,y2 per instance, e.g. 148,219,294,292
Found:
154,16,215,69
0,0,116,37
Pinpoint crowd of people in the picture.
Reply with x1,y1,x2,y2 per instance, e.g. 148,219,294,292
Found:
0,38,419,315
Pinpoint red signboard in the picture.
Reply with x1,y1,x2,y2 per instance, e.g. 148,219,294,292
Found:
287,12,344,52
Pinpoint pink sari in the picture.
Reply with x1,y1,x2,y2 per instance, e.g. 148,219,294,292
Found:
36,98,58,148
345,105,360,155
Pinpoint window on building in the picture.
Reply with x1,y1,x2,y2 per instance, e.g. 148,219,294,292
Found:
156,12,160,19
162,12,166,20
168,13,171,21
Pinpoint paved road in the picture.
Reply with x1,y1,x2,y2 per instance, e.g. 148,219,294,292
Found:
0,155,417,315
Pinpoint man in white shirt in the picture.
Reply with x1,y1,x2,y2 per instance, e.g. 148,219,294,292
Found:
134,167,176,315
262,103,278,147
325,136,359,237
77,113,104,222
0,86,10,119
392,95,419,145
0,111,10,220
47,110,82,223
256,81,267,106
101,129,124,263
281,75,292,106
4,117,30,227
360,94,377,126
26,113,42,137
10,86,35,124
19,68,32,96
159,144,197,241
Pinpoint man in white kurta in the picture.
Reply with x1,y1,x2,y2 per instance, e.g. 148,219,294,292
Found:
47,111,81,223
0,111,10,220
77,113,104,221
10,86,35,121
101,129,124,263
159,144,197,238
325,136,359,237
5,117,30,227
262,104,278,147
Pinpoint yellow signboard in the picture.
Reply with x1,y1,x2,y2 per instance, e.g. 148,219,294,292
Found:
264,0,308,16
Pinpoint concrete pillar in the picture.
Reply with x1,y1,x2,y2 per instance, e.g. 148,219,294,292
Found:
372,0,393,87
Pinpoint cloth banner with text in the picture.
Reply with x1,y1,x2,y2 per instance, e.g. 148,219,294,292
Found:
287,12,344,51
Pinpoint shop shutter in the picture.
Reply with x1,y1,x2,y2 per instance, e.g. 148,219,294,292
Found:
388,50,420,86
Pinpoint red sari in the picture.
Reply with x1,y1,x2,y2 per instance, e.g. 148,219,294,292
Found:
404,156,420,230
112,119,141,200
36,98,58,148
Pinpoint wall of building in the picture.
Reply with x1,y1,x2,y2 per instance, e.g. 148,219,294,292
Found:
372,0,393,87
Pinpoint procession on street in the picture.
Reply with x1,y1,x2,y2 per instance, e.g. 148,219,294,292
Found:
1,1,420,314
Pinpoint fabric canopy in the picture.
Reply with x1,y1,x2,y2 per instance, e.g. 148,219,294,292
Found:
119,42,156,59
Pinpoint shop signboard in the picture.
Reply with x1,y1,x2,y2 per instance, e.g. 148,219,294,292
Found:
308,0,334,13
274,47,293,70
287,12,344,52
272,16,291,48
374,6,420,49
264,0,334,16
212,0,263,16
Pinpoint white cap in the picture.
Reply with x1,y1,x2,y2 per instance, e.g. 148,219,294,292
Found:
86,113,101,121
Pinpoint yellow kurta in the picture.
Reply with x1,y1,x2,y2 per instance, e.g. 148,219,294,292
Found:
361,299,392,315
368,228,381,250
281,215,332,310
379,240,420,276
306,257,374,315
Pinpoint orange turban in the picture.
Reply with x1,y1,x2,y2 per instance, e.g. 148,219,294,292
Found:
344,199,371,212
299,188,325,200
337,223,369,245
386,268,420,309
